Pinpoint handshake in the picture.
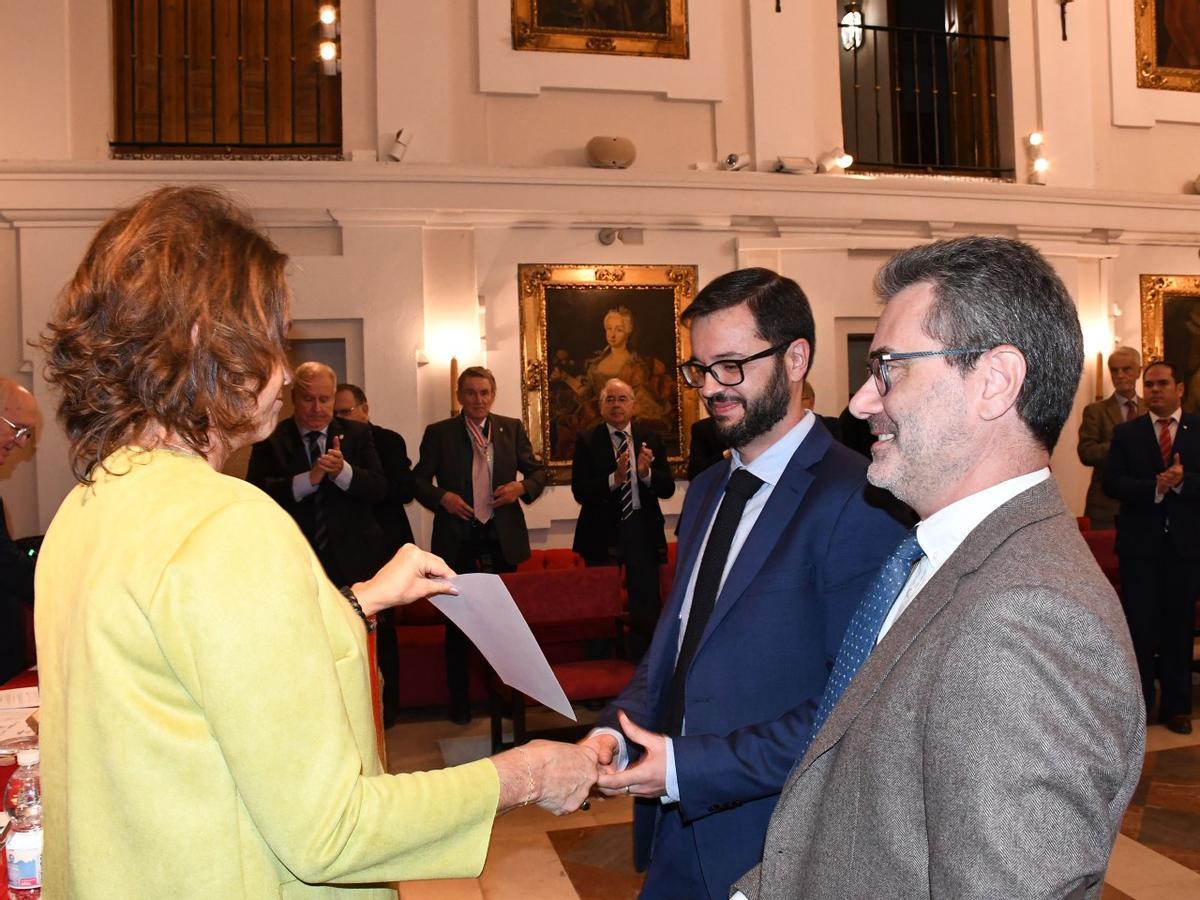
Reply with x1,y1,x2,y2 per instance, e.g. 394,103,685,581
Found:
491,711,664,815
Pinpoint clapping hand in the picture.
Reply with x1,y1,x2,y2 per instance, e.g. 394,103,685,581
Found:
636,442,653,479
1157,452,1184,494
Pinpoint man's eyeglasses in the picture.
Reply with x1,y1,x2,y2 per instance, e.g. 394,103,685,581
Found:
0,414,32,444
334,403,363,417
679,341,791,388
866,348,989,396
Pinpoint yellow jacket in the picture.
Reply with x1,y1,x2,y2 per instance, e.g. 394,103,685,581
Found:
35,447,498,899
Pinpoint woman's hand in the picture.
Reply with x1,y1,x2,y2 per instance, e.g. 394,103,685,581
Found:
492,740,599,816
352,544,457,616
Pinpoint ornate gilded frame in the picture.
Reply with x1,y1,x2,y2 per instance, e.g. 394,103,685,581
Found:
1135,0,1200,92
511,0,689,59
518,263,698,485
1140,274,1200,413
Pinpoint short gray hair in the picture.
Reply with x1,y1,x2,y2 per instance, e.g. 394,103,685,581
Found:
875,236,1083,452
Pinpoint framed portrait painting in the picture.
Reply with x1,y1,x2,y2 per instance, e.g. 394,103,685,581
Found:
1140,274,1200,413
518,263,699,485
1135,0,1200,92
511,0,689,59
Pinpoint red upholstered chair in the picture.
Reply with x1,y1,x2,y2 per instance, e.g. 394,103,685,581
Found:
365,629,388,768
489,566,634,751
1075,515,1092,531
1080,529,1119,591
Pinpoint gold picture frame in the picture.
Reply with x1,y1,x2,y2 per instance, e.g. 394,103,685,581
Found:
1135,0,1200,92
512,0,689,59
1140,274,1200,413
518,263,699,485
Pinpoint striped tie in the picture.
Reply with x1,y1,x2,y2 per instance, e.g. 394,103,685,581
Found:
304,431,330,554
614,430,634,520
1158,418,1174,467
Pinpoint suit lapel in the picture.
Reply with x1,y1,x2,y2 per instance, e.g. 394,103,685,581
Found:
696,425,831,653
791,478,1068,784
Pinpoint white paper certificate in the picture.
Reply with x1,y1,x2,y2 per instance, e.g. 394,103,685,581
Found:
430,573,575,721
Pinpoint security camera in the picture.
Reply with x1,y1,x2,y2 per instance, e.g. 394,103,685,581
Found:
387,128,412,162
721,152,751,171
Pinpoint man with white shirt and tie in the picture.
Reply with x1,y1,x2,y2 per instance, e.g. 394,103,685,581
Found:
1077,346,1145,528
1106,359,1200,734
413,366,546,723
579,267,908,899
571,377,675,661
734,236,1144,900
247,361,390,589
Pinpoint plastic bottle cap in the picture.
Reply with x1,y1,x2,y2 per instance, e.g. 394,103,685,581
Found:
15,748,38,766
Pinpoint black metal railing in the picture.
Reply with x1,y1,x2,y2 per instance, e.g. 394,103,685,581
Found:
111,0,341,158
839,23,1013,179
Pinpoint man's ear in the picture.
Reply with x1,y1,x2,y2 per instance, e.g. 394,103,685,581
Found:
785,338,811,384
975,345,1025,422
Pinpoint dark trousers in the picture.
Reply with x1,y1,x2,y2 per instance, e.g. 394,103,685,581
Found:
639,805,712,899
446,521,515,717
1119,547,1200,718
584,509,662,663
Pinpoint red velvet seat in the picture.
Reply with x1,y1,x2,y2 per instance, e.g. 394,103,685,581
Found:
490,566,634,750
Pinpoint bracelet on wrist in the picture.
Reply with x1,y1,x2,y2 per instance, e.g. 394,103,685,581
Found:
339,585,376,633
515,746,536,807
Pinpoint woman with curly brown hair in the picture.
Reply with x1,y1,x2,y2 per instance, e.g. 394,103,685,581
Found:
34,186,596,899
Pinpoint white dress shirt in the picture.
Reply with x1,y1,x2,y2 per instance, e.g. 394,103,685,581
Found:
875,468,1050,643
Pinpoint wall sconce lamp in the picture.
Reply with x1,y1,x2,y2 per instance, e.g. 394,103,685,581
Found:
317,6,341,76
840,2,864,51
318,4,339,38
319,39,341,76
816,148,854,173
1025,132,1048,185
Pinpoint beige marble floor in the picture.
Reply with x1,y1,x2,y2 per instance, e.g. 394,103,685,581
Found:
385,707,1200,900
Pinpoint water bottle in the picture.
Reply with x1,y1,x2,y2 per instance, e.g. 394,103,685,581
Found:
4,748,42,899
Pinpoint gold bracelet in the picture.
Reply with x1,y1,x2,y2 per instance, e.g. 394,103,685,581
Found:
515,746,535,807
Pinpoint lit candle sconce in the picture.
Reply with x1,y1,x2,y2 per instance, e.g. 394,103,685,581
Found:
318,4,341,76
1083,323,1114,402
427,328,480,418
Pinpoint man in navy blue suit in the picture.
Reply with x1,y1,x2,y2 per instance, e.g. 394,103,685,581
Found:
1105,359,1200,734
581,268,908,898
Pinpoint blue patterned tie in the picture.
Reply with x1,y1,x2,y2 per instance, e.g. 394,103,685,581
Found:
802,529,924,754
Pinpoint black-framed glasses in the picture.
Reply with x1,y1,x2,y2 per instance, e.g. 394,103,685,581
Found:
679,341,792,388
867,348,990,396
0,413,32,444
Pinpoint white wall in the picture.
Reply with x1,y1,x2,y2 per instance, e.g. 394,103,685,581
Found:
1,1,1200,539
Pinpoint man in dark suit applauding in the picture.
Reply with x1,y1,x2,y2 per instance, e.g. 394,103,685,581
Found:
1106,359,1200,733
247,361,390,589
413,366,547,723
572,377,675,660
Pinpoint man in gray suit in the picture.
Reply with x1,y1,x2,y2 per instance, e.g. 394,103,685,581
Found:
1077,346,1145,528
734,237,1144,900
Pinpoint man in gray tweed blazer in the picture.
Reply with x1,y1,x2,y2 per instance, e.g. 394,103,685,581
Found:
734,237,1144,900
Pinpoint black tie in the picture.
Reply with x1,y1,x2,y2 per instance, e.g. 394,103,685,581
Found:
661,467,764,734
305,431,330,554
614,430,634,520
